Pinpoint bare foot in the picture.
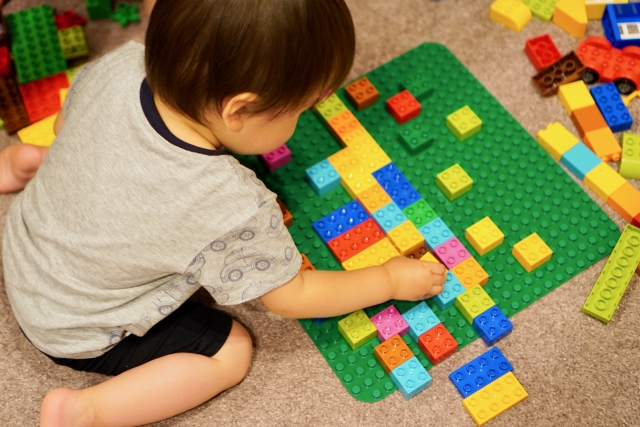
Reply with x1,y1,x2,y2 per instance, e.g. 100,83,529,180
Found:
40,388,95,427
0,144,48,193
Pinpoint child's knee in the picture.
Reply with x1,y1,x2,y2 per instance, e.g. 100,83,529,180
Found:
213,320,253,383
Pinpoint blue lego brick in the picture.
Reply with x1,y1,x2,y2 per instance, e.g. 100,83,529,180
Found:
305,159,341,196
390,356,432,399
560,142,603,181
372,202,408,233
312,200,370,243
448,347,514,398
401,301,442,341
418,217,454,250
590,83,633,133
472,306,514,346
603,4,640,49
432,271,465,310
314,318,328,324
372,162,420,209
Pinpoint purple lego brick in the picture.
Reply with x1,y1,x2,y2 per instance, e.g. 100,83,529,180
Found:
433,237,471,269
259,144,292,172
371,305,409,342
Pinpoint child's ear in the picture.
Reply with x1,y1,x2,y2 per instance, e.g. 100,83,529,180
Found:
221,93,259,132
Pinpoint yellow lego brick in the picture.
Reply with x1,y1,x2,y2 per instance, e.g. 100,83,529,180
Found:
512,232,553,273
455,285,495,323
583,162,626,201
420,252,439,263
341,238,401,271
463,372,528,426
436,163,473,201
341,127,375,147
314,93,348,122
17,114,57,147
327,147,361,177
537,122,580,161
585,0,628,20
489,0,532,32
553,0,587,38
557,80,595,115
349,137,392,174
57,25,89,60
622,90,638,106
387,221,425,256
357,183,392,214
65,65,85,83
341,167,376,199
452,257,490,289
337,309,377,350
60,88,68,106
465,217,504,256
446,106,482,141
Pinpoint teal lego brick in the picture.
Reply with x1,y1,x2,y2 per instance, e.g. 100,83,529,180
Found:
521,0,559,22
6,5,68,84
583,224,640,323
86,0,112,20
234,43,620,402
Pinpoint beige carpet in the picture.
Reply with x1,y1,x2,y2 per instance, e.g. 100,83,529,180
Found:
1,1,639,426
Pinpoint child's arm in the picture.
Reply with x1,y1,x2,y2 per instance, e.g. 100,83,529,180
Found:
259,257,446,319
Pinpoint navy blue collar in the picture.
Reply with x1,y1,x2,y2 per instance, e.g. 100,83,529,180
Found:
140,79,227,156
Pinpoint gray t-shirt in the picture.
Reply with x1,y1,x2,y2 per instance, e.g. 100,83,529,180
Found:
3,41,301,359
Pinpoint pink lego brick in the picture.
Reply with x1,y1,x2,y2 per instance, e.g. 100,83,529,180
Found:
371,305,409,342
259,144,292,172
433,237,471,269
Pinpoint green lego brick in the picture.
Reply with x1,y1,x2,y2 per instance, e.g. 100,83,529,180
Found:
110,2,140,27
397,116,435,154
446,105,482,141
337,310,377,350
234,43,620,402
521,0,559,22
402,199,438,229
583,225,640,323
455,285,495,323
401,72,434,101
57,26,89,60
436,163,474,201
619,132,640,180
86,0,112,20
6,5,68,84
314,93,348,122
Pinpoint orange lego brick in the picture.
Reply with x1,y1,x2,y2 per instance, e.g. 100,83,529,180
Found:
583,127,622,162
357,183,392,214
374,334,414,374
345,77,379,111
570,104,608,137
452,257,489,288
326,110,364,142
607,182,640,223
276,198,293,227
512,232,553,273
300,253,315,271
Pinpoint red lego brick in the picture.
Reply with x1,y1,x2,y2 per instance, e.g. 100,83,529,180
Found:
300,253,315,271
386,90,421,124
417,324,458,365
345,77,379,111
55,10,87,29
525,34,562,71
374,334,414,375
0,46,9,76
327,218,385,263
0,74,31,134
276,198,293,227
18,72,70,124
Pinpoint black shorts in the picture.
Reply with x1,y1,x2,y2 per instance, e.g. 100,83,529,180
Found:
41,301,233,377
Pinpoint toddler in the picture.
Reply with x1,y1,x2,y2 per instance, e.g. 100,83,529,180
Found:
1,0,446,426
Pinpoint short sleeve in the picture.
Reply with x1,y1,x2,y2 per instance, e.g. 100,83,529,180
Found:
62,63,91,118
184,198,302,305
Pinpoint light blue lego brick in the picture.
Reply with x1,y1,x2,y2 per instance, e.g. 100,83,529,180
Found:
448,347,513,398
560,142,602,180
432,271,465,310
305,159,341,196
472,306,514,346
372,202,408,233
418,217,454,250
401,301,441,341
390,356,432,399
590,83,633,133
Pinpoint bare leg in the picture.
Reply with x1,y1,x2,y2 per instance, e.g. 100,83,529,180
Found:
0,144,48,193
40,320,253,427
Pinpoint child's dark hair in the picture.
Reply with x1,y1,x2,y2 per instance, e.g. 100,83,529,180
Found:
145,0,355,122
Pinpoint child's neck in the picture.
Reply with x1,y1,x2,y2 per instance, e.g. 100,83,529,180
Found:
153,95,223,150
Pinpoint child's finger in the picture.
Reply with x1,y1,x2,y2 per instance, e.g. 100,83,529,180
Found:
424,262,446,275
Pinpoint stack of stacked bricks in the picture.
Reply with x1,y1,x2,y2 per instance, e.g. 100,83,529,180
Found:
449,347,527,426
537,79,640,227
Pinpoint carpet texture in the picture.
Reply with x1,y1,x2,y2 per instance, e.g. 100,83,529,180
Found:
0,1,638,426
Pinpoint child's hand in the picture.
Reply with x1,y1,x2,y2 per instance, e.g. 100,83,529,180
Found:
382,256,447,301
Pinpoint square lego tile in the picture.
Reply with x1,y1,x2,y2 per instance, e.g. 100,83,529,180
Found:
558,80,594,115
417,323,458,364
337,309,377,350
432,271,465,310
446,106,482,141
583,162,626,201
403,199,438,229
472,306,513,346
465,217,505,256
374,334,413,374
419,217,455,250
512,232,554,273
387,220,425,255
433,237,472,268
372,202,409,233
402,301,441,341
305,159,341,196
371,306,410,343
390,356,432,399
607,182,640,223
386,90,421,124
357,183,393,214
570,104,608,137
455,285,496,323
451,257,490,288
583,127,622,162
436,163,473,201
345,76,379,111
